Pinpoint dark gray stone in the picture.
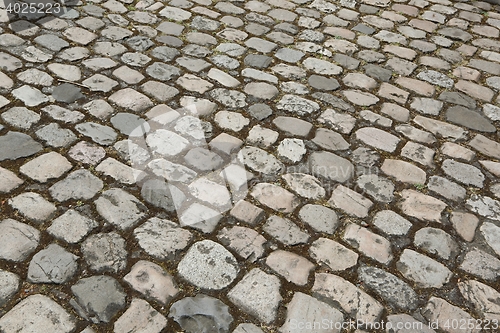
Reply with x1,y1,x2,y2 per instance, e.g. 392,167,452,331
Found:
333,53,360,69
364,64,392,82
184,148,224,171
308,75,340,91
248,103,273,120
0,131,42,161
359,266,419,311
308,151,354,182
126,36,154,51
439,92,477,109
169,294,233,333
52,84,84,103
445,106,495,133
110,113,150,136
353,23,376,34
141,179,184,212
71,276,127,323
244,54,272,68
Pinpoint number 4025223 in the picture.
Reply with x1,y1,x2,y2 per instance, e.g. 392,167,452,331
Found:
5,2,62,14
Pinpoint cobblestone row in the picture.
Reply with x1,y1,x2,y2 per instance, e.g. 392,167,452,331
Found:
1,0,500,332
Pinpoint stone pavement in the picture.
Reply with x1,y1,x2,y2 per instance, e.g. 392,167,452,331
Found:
1,0,500,331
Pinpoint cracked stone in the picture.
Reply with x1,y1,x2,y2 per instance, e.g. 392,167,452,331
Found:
27,244,78,284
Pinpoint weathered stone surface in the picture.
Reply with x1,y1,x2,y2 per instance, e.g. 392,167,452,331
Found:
442,159,484,188
282,173,325,200
108,88,153,112
170,295,233,333
229,200,265,226
356,127,400,152
298,204,338,234
309,237,358,271
71,276,127,323
343,223,393,265
9,192,56,223
281,292,344,333
480,222,500,257
422,297,479,333
400,190,446,222
328,185,373,218
76,121,118,145
381,159,426,184
19,152,72,183
0,295,75,333
469,134,500,160
239,146,284,175
0,131,42,161
396,249,452,288
359,266,419,310
414,227,459,260
276,94,320,115
124,260,178,305
308,151,354,182
312,273,383,324
114,298,167,333
372,210,412,236
356,174,395,203
446,106,496,133
134,218,192,260
178,240,239,290
251,183,300,213
0,219,40,262
460,248,500,281
466,195,500,221
0,270,19,307
428,176,467,202
401,141,435,167
459,279,500,321
218,226,266,262
50,169,103,201
28,244,78,283
266,250,314,286
0,167,23,193
81,232,127,273
263,215,309,246
95,188,147,230
413,115,467,141
228,268,281,324
47,210,97,244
